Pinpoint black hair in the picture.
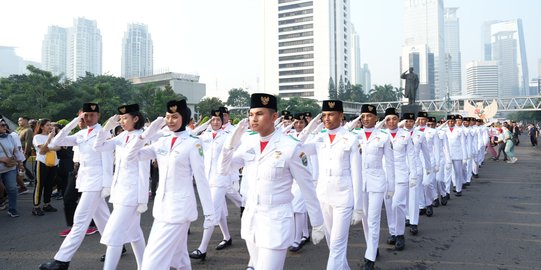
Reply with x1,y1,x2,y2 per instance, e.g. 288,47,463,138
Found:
35,119,51,134
128,111,146,130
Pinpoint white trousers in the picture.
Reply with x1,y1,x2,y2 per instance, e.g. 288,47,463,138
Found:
362,192,384,262
54,191,110,262
436,160,447,196
384,182,408,236
245,237,287,270
407,174,421,225
321,203,352,270
451,160,464,192
141,221,191,270
421,169,438,207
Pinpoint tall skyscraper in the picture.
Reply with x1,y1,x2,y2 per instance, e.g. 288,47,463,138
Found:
360,63,371,94
263,0,351,100
0,46,25,77
402,0,446,99
444,7,462,96
349,25,361,86
41,26,68,77
67,17,102,81
122,23,153,79
483,19,529,96
465,61,499,98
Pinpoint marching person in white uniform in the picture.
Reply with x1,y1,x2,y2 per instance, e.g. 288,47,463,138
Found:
93,104,149,270
428,117,452,206
128,99,215,270
382,108,415,251
442,115,467,196
302,100,362,269
190,109,235,260
402,113,431,235
218,93,325,270
40,103,114,270
415,112,438,217
358,104,395,270
288,113,312,252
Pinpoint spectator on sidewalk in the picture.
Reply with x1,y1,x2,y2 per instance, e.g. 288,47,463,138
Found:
503,123,517,164
0,119,25,218
528,123,538,146
17,116,35,184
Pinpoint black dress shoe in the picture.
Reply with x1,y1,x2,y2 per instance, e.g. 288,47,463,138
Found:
445,193,451,200
419,208,426,215
473,173,479,178
363,258,375,270
395,235,405,251
410,225,418,235
441,195,448,206
100,245,127,262
189,249,207,260
405,219,410,227
426,205,433,217
240,206,245,218
39,260,70,270
216,238,232,250
455,191,462,197
387,235,396,245
463,182,470,187
299,236,310,247
288,242,302,252
432,199,440,207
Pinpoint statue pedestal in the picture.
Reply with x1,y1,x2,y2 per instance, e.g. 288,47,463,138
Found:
401,104,422,116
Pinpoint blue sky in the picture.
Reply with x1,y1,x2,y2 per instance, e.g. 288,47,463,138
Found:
2,0,539,99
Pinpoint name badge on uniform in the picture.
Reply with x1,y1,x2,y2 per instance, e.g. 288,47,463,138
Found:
274,151,282,159
157,147,168,155
299,152,308,167
196,144,203,157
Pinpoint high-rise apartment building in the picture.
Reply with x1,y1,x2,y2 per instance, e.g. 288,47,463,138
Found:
483,19,529,96
444,7,462,96
360,63,371,94
122,23,153,79
0,46,25,77
67,17,102,81
402,0,446,99
465,61,499,98
349,25,361,86
263,0,351,100
41,26,68,77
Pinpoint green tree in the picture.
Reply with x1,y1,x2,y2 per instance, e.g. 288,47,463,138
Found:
337,75,345,100
350,84,369,103
197,97,224,117
132,83,185,120
277,97,321,116
328,77,337,99
0,65,79,120
226,88,250,107
369,84,401,102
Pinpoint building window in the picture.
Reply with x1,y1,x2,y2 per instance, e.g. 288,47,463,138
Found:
279,91,315,97
279,38,313,47
279,31,314,40
279,53,314,61
279,23,313,33
279,68,314,76
279,46,314,54
279,16,313,25
279,61,314,69
278,1,313,11
279,84,315,90
278,8,313,18
279,76,314,83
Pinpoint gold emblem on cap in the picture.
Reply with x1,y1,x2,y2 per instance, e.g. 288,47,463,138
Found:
261,96,270,105
169,105,177,113
368,105,374,111
214,111,220,116
90,104,97,111
119,107,126,114
328,101,335,109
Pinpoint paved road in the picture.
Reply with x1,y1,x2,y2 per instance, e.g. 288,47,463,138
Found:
1,135,540,270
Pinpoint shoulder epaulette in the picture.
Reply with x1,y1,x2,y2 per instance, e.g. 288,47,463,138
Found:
320,129,328,133
288,134,300,141
189,135,198,139
380,130,388,134
247,131,257,135
354,128,361,130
